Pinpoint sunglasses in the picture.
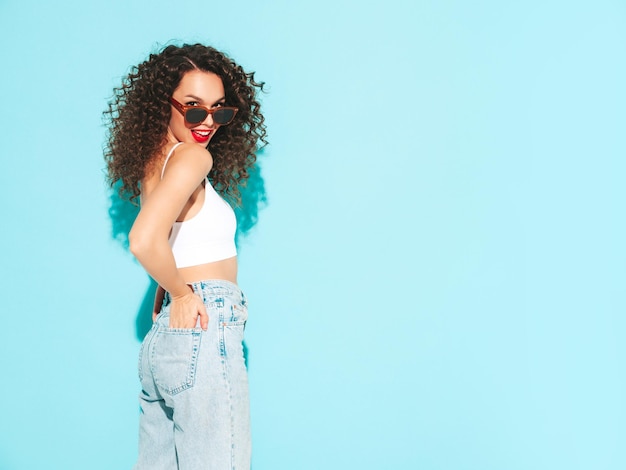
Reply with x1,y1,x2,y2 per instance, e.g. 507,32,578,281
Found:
170,98,238,126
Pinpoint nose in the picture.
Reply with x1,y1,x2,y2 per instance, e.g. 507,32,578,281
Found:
203,112,215,127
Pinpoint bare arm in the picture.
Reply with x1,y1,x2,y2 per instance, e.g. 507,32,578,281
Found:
129,144,212,329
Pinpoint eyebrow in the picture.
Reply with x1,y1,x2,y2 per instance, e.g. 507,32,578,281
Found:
184,94,226,106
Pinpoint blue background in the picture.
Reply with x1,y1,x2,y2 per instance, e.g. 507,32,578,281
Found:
1,1,625,469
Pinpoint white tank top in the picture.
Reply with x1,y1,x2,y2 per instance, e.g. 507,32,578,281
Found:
161,143,237,267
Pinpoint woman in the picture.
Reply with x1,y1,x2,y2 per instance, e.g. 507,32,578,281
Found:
104,43,266,469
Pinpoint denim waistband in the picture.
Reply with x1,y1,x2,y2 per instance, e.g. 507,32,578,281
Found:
163,279,244,307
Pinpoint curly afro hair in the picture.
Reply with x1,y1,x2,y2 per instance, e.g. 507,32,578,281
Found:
104,43,267,204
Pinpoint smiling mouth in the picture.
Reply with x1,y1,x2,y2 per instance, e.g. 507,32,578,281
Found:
191,129,212,142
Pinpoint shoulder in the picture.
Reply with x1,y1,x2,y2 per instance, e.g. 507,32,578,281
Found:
161,143,213,180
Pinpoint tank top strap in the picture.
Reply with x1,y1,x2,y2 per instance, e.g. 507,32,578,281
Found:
160,142,185,180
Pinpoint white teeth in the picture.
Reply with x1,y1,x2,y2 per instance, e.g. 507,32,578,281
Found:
194,130,210,136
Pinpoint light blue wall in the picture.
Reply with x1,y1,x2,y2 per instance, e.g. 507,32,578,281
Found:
1,1,624,469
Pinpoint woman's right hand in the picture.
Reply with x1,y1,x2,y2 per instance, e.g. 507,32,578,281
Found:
168,291,209,330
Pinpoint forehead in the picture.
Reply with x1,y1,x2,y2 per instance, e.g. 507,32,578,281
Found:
173,70,225,100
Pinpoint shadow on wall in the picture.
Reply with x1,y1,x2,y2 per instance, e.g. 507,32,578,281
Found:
108,157,267,353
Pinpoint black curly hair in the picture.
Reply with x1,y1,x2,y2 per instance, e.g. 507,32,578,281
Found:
104,43,267,204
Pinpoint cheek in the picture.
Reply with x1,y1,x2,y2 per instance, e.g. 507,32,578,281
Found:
169,114,188,133
169,113,181,127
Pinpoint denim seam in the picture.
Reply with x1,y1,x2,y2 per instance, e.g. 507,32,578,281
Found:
138,341,145,382
219,328,236,470
139,324,158,384
217,299,228,358
222,302,242,469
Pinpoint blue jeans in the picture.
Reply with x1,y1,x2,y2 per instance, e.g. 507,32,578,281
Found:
134,280,250,470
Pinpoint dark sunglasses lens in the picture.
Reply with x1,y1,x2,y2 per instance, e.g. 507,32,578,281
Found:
185,108,208,124
213,108,236,125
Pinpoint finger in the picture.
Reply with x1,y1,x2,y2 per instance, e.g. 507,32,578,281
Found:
199,305,209,330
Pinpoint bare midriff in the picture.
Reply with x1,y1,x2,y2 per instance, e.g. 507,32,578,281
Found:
178,256,238,285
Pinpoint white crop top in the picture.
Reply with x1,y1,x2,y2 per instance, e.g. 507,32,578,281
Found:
162,142,237,268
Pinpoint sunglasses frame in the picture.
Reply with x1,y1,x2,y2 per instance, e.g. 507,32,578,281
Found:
169,97,239,127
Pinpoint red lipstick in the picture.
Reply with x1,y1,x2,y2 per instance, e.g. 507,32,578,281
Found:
191,130,211,143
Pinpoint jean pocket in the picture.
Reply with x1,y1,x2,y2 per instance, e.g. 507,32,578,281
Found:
152,327,202,395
